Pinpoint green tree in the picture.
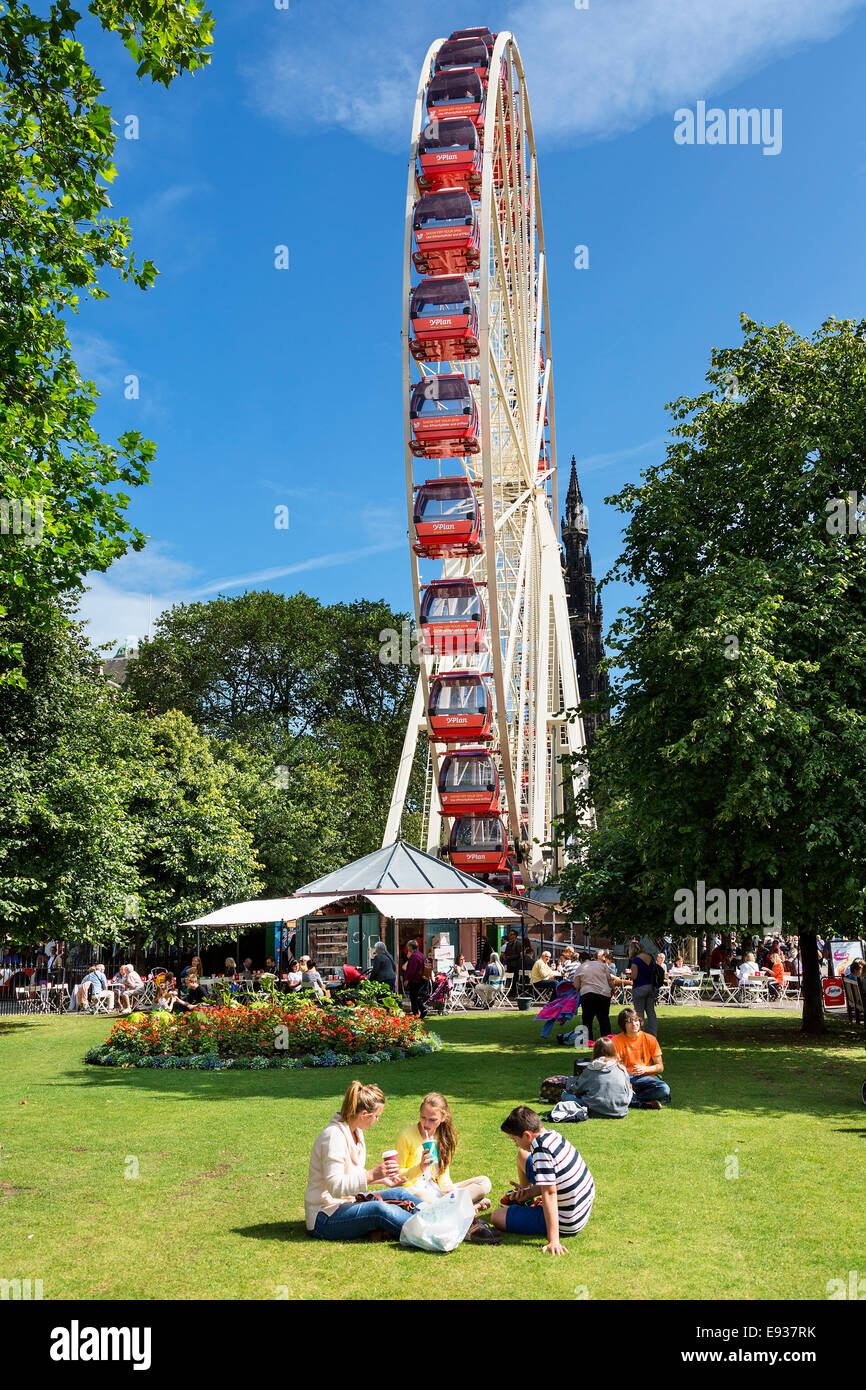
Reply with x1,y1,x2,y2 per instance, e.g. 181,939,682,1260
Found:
216,741,345,896
0,618,141,942
0,1,213,686
127,590,333,748
128,590,421,860
560,316,866,1033
0,620,261,948
129,709,262,939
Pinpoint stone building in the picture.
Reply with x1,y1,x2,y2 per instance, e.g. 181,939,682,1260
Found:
561,458,609,746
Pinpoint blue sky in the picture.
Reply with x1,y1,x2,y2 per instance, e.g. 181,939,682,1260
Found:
74,0,866,651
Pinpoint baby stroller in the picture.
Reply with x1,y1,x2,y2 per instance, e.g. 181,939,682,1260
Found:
428,973,451,1015
535,980,579,1040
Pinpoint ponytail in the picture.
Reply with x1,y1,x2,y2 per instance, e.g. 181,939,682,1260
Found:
340,1081,385,1126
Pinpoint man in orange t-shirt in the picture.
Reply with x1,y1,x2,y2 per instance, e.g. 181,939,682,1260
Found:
612,1009,671,1109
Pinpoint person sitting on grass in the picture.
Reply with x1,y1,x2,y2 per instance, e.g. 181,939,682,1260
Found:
570,1037,633,1118
305,1082,420,1242
489,1105,595,1256
611,1008,671,1109
395,1092,492,1210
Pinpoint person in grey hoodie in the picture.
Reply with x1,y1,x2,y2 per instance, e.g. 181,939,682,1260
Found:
571,1038,633,1118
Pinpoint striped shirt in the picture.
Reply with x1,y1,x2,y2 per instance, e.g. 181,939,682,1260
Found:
529,1129,595,1235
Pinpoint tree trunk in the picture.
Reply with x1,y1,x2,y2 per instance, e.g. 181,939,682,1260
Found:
799,929,825,1035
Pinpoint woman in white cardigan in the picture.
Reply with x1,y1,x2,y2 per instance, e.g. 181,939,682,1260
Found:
305,1081,420,1240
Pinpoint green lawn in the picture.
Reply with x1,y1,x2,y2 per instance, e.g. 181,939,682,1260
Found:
1,1007,864,1300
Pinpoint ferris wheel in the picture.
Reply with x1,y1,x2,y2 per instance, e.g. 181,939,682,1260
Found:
383,27,588,888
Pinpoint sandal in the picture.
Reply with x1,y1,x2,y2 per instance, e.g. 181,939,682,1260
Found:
465,1220,502,1246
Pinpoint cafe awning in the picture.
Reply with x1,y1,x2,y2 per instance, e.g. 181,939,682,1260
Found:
181,839,521,927
182,888,518,928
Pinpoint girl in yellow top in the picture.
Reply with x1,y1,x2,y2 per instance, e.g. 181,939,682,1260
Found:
395,1092,492,1209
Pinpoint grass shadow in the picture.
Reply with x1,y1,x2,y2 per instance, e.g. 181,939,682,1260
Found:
234,1221,309,1243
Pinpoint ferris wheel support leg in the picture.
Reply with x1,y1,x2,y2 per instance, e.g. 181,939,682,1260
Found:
382,671,426,847
425,783,442,857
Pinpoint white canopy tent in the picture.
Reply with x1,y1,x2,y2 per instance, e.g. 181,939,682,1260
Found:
182,889,519,928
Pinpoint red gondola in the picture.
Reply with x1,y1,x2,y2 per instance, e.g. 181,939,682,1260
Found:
418,577,487,655
413,476,482,558
409,374,479,457
448,27,496,53
427,671,493,742
426,69,486,128
479,864,525,894
438,749,500,815
409,277,479,362
448,815,508,872
434,38,491,85
417,124,482,200
413,189,480,274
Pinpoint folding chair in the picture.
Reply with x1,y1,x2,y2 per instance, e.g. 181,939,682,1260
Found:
443,979,469,1013
530,981,555,1004
90,989,115,1015
739,976,770,1008
671,977,703,1007
488,973,516,1010
15,987,37,1015
715,970,742,1006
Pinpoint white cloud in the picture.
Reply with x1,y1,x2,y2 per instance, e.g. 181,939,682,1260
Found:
69,332,125,392
76,539,404,646
78,576,168,651
572,436,666,475
185,540,404,598
245,0,866,148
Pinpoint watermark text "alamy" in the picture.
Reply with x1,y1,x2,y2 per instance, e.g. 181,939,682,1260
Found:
674,102,782,156
673,881,782,928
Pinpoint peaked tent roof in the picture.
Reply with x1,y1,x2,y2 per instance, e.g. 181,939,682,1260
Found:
180,841,522,926
294,839,497,896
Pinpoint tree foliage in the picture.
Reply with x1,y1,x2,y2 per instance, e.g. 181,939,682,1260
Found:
0,0,213,685
0,619,260,946
128,590,422,862
559,316,866,1033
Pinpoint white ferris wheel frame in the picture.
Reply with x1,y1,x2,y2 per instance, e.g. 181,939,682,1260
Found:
383,31,588,883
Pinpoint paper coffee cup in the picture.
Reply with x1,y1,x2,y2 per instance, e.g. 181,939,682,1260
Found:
382,1149,398,1168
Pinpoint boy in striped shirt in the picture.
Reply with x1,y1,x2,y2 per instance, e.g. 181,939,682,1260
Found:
490,1105,595,1256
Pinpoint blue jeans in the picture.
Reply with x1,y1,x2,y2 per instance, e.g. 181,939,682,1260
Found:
629,1075,671,1107
312,1187,418,1241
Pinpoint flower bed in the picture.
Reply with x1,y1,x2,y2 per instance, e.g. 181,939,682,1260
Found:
84,997,442,1070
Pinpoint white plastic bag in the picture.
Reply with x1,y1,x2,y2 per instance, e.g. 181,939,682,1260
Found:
412,1175,444,1204
399,1188,475,1252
